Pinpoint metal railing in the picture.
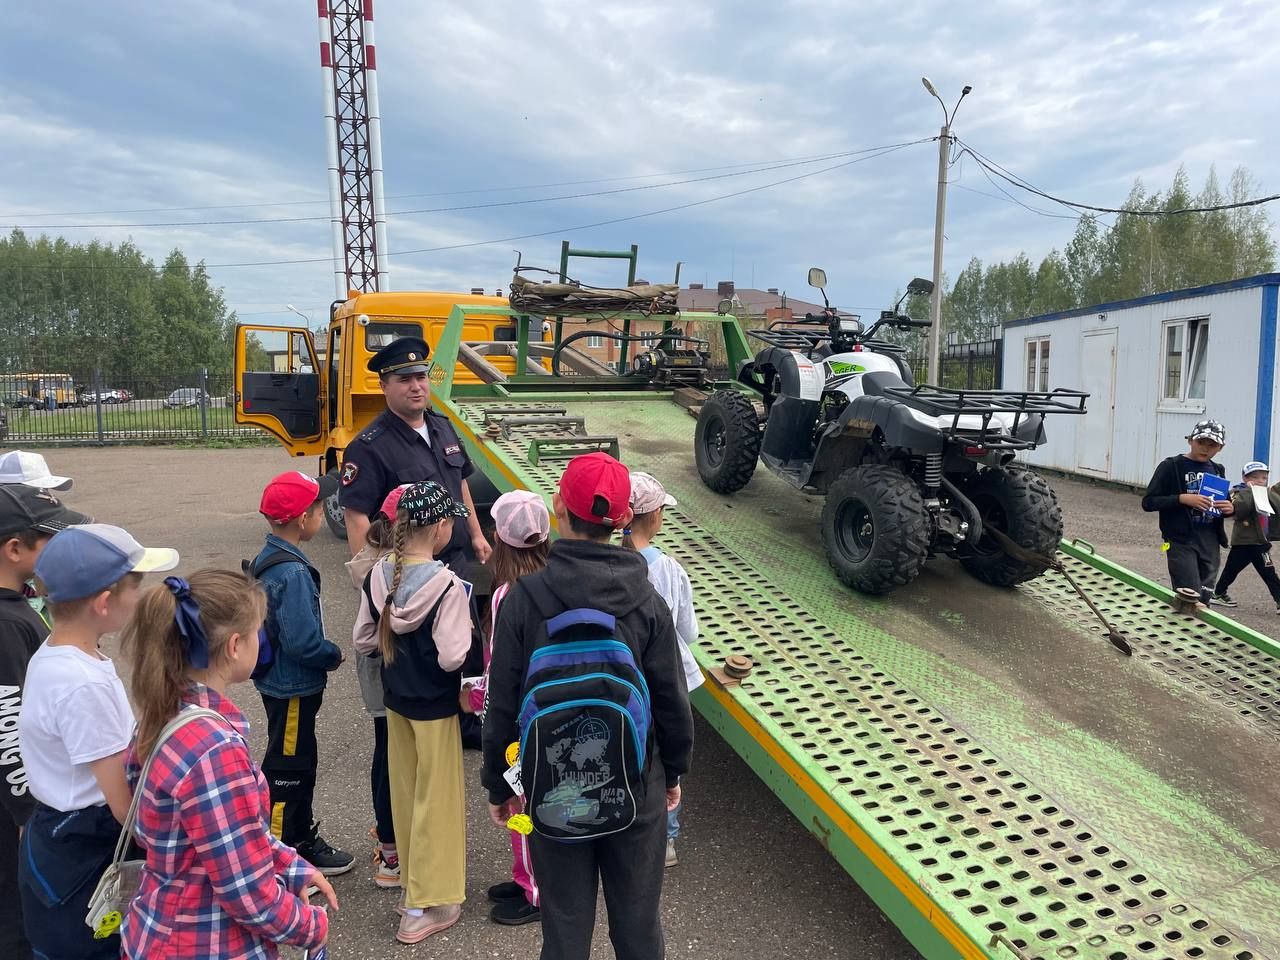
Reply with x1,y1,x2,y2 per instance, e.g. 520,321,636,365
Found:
1,369,262,444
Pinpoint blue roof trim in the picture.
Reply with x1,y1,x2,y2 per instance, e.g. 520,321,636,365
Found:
1254,286,1278,464
1004,273,1280,330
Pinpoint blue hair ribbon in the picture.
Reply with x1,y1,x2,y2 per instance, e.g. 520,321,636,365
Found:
165,576,210,669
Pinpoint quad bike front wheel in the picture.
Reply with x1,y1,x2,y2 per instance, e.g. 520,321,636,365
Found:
959,465,1063,586
821,464,931,595
695,390,761,494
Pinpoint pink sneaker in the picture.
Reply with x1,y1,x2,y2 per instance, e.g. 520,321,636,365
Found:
396,904,461,944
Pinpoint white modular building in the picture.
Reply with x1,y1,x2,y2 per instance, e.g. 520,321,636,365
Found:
1000,274,1280,487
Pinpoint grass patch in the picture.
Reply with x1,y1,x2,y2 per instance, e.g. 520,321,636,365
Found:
5,403,258,440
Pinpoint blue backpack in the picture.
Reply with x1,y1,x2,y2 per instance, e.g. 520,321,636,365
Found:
517,608,652,841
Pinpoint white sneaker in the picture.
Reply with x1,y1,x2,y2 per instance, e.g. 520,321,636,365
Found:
373,849,401,889
665,839,678,868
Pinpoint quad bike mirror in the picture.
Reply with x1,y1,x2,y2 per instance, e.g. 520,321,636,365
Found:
807,267,827,290
906,277,934,296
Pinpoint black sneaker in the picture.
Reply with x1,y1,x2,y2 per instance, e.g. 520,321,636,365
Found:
297,826,355,876
487,881,524,903
1212,593,1239,607
490,894,540,925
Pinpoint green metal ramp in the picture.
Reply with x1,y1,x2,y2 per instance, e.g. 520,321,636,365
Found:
443,392,1278,960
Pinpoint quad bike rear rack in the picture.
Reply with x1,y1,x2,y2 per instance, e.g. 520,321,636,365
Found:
884,384,1088,449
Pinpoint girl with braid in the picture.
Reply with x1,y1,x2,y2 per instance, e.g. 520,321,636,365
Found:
352,480,473,945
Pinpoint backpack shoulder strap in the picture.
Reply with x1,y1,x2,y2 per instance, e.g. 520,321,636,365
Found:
114,706,227,868
250,550,304,578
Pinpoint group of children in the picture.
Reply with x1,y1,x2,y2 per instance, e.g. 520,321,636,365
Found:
0,446,698,957
1144,418,1280,611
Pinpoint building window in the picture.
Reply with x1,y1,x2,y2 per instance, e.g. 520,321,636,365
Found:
1162,317,1209,403
586,335,603,349
1025,337,1049,391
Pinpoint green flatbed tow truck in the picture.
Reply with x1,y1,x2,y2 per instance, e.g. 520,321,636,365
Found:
239,298,1280,960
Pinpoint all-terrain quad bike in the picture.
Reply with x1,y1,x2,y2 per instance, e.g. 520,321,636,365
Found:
694,268,1087,595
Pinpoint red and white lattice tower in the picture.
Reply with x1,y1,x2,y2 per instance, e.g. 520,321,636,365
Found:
317,0,388,296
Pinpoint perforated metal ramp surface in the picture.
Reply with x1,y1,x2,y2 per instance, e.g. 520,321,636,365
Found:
453,394,1279,960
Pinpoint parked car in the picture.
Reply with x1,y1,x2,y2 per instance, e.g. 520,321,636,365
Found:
84,388,130,404
6,395,44,409
163,388,210,408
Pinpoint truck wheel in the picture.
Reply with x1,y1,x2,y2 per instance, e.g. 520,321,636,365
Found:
959,465,1062,586
821,464,931,595
323,467,348,540
695,390,760,493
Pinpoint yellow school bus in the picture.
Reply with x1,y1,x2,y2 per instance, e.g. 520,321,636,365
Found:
0,372,80,408
233,289,540,535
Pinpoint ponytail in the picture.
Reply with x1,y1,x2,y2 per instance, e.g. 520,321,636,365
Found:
378,510,410,664
621,509,660,550
122,568,265,759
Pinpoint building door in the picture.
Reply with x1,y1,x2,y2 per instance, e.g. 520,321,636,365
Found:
1077,330,1117,476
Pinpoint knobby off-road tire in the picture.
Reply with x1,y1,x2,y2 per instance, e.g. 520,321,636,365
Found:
820,464,931,595
695,390,761,494
959,464,1063,586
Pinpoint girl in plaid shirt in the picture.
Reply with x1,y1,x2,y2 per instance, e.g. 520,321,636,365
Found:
119,569,338,959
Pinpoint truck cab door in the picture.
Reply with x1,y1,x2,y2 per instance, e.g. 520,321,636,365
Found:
234,324,326,456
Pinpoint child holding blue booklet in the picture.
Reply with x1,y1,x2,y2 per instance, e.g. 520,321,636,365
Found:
1141,419,1234,606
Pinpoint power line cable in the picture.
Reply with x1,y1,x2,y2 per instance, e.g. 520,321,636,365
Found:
0,147,898,220
4,147,907,229
957,139,1279,216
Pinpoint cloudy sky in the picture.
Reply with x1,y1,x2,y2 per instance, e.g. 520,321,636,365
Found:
2,0,1276,328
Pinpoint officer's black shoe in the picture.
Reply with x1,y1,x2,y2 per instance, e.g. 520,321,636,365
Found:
297,823,355,876
490,894,540,925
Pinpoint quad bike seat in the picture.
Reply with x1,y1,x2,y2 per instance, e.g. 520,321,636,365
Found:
859,370,930,407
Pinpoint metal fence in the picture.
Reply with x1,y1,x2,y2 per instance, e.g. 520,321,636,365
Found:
907,338,1003,390
0,369,263,444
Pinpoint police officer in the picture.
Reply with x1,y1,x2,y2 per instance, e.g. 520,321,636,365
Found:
339,336,492,568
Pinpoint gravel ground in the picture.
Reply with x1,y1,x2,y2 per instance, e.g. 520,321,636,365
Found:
35,446,1276,959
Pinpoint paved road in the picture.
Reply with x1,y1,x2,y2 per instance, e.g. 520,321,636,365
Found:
49,446,921,960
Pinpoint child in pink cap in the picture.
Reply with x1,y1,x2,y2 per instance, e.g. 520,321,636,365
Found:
465,489,550,926
345,484,411,890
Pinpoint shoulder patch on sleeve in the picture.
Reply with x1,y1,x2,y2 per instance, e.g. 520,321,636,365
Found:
341,462,360,486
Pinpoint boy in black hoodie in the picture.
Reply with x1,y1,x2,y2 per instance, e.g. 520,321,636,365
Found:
481,453,694,960
1141,419,1234,606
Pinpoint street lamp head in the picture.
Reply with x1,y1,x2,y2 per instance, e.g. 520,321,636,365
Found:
961,84,973,96
921,76,940,98
286,303,298,312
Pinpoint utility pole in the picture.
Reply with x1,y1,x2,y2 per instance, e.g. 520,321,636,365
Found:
921,78,972,385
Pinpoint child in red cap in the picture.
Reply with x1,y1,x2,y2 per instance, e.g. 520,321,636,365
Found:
251,472,353,876
481,452,694,960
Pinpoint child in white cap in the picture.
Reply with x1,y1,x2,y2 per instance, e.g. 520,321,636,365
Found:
468,489,550,926
1211,461,1280,611
623,472,702,867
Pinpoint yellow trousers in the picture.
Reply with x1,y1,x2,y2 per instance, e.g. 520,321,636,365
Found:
386,710,466,907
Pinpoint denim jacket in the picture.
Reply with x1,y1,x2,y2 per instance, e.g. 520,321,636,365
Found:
252,534,342,699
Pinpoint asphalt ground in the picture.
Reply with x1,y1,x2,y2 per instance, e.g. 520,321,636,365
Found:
50,445,918,960
39,446,1279,958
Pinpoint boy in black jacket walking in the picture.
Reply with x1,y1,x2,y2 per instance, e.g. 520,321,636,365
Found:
481,453,694,960
1141,419,1234,606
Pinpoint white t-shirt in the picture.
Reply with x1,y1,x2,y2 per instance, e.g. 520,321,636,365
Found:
639,546,705,692
414,423,431,447
18,642,135,811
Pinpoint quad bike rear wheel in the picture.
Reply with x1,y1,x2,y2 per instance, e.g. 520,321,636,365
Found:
959,465,1063,586
695,390,761,494
821,464,931,595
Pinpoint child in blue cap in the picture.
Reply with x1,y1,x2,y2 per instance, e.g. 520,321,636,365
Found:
16,523,177,959
1212,461,1280,611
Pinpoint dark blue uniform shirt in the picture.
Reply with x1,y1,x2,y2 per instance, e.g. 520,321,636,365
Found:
338,407,475,565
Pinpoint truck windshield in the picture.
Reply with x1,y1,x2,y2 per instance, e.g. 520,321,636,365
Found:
364,321,422,350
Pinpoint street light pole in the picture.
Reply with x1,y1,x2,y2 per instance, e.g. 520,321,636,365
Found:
927,122,949,386
921,78,971,386
285,304,312,325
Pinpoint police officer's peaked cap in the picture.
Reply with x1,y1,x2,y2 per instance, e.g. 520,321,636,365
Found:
368,336,431,376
